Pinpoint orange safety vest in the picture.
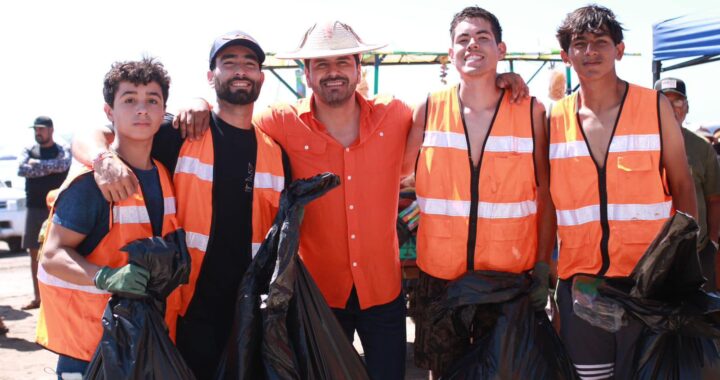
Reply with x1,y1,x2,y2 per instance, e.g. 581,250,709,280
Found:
171,124,284,317
415,86,538,280
36,161,179,361
549,83,672,280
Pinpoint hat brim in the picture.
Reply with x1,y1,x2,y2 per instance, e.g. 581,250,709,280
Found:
211,39,266,67
29,124,51,128
660,89,687,98
275,43,387,60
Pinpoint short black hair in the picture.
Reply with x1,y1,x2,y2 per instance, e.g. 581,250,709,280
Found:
556,4,625,52
450,6,502,43
103,57,171,107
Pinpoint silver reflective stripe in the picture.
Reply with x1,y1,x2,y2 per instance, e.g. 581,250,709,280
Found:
417,196,536,219
549,141,590,159
254,172,285,192
251,243,261,258
574,363,614,380
557,202,672,226
417,196,470,217
37,265,110,295
556,205,600,226
550,134,660,159
164,197,176,215
484,136,534,153
476,200,537,218
113,205,150,224
175,156,213,182
608,134,661,153
607,201,672,221
186,231,209,252
422,131,467,150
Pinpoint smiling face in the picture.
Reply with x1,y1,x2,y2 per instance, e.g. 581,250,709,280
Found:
449,17,506,78
209,44,264,105
561,30,624,81
33,126,53,146
104,81,165,142
305,54,360,107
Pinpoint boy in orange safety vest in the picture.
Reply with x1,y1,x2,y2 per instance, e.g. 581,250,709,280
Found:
36,58,178,378
550,5,697,379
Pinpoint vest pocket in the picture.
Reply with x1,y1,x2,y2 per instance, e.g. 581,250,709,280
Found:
490,154,531,195
615,153,654,197
489,219,529,241
560,228,590,249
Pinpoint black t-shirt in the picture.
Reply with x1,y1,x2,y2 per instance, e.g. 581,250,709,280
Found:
25,144,69,208
151,114,290,322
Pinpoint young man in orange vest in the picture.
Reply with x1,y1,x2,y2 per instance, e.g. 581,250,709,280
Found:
72,33,290,379
551,6,697,379
36,58,177,378
403,7,554,378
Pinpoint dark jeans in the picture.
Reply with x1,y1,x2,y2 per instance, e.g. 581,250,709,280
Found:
332,288,407,380
699,242,718,291
56,355,88,380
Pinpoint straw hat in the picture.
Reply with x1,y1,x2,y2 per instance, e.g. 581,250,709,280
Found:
276,21,386,60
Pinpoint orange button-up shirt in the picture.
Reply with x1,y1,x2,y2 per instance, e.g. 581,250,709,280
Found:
255,93,412,309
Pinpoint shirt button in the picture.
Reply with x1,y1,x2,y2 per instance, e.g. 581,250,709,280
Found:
347,175,352,181
345,148,350,152
304,145,310,150
379,132,384,137
349,205,354,210
352,262,358,267
351,234,356,240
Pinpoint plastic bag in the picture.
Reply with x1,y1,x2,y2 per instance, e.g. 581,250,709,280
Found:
571,275,627,332
426,271,577,379
592,213,720,379
215,173,370,380
85,229,194,380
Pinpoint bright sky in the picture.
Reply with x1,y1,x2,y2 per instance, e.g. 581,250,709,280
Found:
1,0,718,153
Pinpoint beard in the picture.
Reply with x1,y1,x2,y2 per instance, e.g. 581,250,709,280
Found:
215,76,261,105
314,75,356,106
34,134,49,145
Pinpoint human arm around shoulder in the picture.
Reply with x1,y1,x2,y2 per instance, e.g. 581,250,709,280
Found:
72,124,138,203
659,96,698,219
402,100,427,177
172,98,212,140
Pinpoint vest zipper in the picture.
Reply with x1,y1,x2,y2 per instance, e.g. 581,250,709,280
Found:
457,87,505,272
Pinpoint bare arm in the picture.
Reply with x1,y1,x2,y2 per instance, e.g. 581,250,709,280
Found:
532,99,556,265
707,195,720,246
659,96,698,219
40,223,99,286
401,101,427,177
496,72,529,103
71,125,137,202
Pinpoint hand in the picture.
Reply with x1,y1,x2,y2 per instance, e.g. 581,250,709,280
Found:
496,72,529,103
93,152,138,202
94,264,149,296
173,98,212,140
27,158,41,165
530,262,550,310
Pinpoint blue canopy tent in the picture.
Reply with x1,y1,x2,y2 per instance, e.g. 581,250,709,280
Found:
652,10,720,83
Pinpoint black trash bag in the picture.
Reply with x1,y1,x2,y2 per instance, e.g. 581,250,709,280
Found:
85,229,194,380
428,271,577,380
215,173,370,380
595,212,720,379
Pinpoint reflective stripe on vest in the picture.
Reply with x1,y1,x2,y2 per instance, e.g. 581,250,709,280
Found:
415,86,538,280
36,161,179,361
549,83,672,279
172,125,284,317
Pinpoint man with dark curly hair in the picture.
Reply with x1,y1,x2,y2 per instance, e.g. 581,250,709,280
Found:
550,5,696,379
36,58,179,378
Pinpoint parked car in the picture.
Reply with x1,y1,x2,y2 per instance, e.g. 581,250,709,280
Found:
0,180,26,251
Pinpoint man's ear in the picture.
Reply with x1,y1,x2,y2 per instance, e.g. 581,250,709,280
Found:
615,41,625,61
560,50,571,66
103,103,114,123
497,41,507,60
207,70,215,88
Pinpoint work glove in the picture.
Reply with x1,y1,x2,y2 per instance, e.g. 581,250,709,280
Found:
93,264,150,296
530,262,550,310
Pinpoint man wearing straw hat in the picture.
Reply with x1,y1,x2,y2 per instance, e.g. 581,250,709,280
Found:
254,20,528,379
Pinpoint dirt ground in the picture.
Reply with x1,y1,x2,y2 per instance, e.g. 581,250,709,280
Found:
0,243,428,379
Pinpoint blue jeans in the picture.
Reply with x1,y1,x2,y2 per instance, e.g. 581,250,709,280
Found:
56,355,89,379
332,288,407,380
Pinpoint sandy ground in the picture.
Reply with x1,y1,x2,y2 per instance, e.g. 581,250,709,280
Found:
0,243,428,380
